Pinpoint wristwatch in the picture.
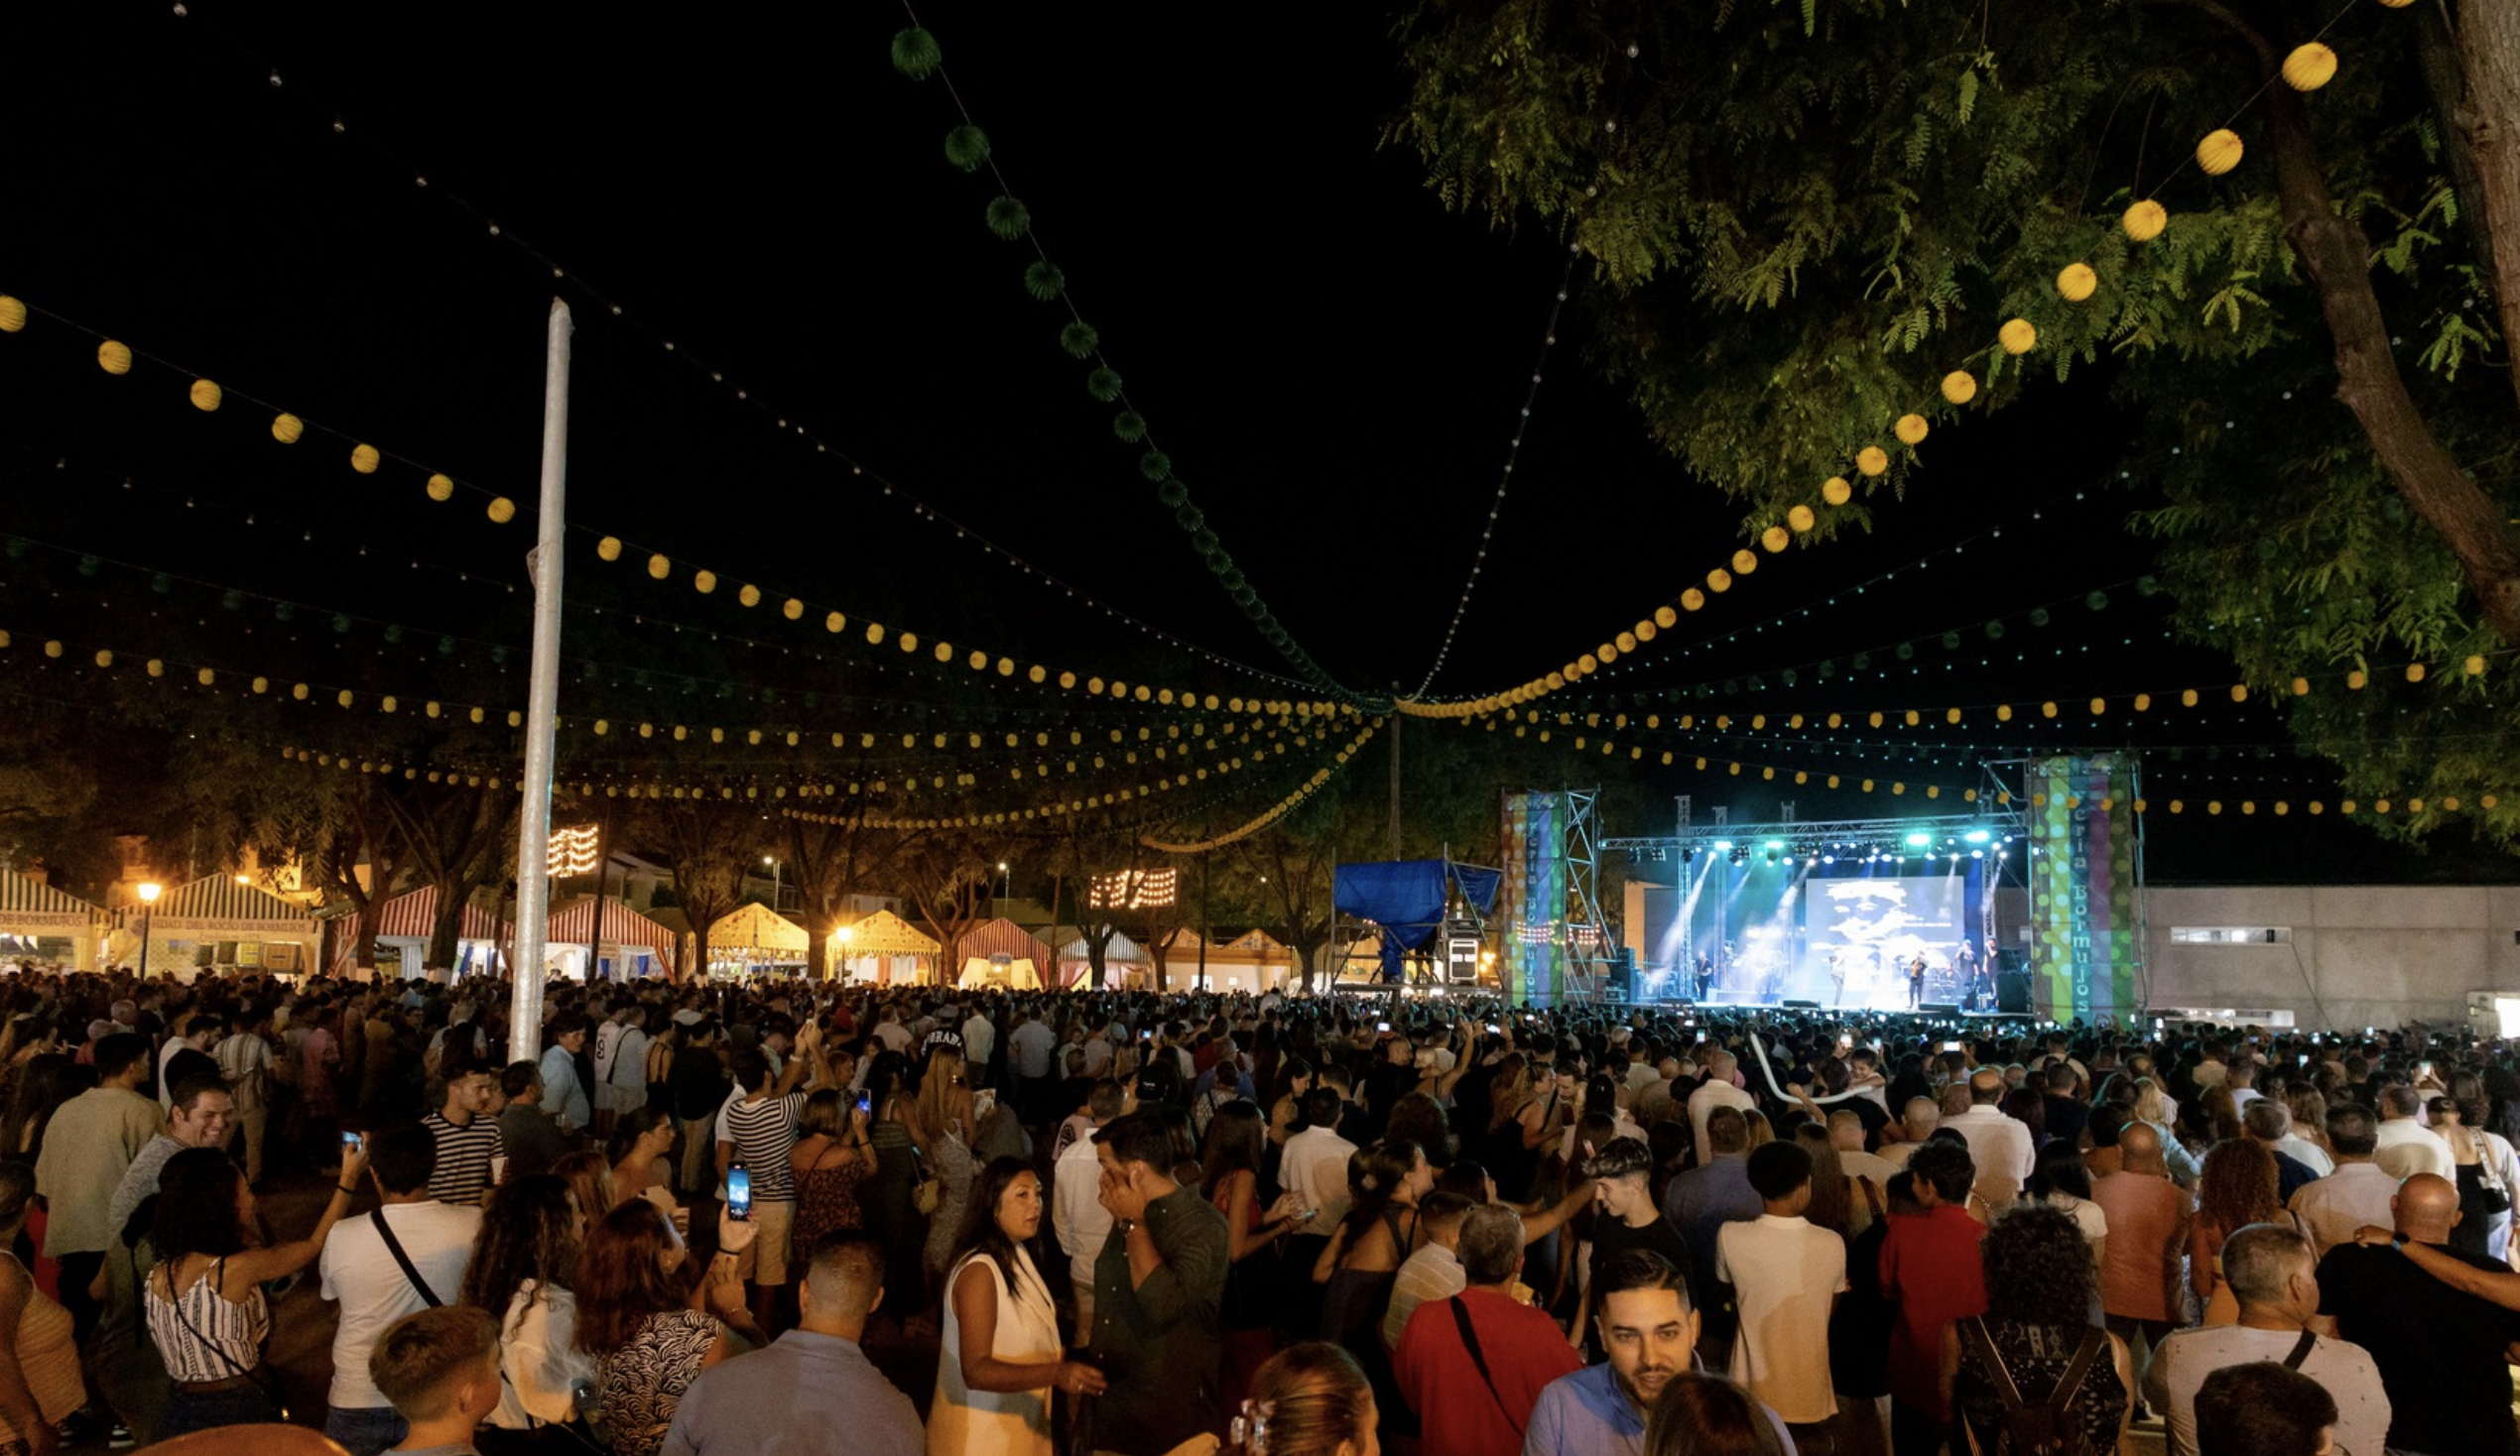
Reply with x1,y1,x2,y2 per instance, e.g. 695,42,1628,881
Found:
2392,1232,2410,1249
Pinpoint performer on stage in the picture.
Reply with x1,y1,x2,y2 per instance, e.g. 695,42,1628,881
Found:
1907,951,1927,1009
1827,950,1847,1008
1953,938,1981,1010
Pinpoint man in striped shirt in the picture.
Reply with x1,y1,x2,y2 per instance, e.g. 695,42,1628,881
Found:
422,1057,505,1207
715,1020,828,1333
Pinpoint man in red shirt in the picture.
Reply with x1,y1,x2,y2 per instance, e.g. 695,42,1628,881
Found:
1880,1137,1987,1456
1393,1202,1579,1456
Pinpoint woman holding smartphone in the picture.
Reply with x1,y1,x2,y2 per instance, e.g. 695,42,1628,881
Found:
790,1089,875,1252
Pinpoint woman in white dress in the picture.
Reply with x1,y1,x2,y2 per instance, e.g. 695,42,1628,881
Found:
930,1157,1107,1456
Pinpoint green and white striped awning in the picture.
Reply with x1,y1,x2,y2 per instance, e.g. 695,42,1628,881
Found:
0,873,102,932
129,876,316,935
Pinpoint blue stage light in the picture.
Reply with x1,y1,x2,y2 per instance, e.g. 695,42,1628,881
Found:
1903,831,1932,848
1964,830,1991,844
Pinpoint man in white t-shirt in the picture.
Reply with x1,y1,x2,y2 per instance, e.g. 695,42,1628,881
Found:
321,1123,482,1456
1946,1068,2037,1212
2371,1086,2453,1182
1281,1087,1361,1229
1717,1141,1846,1443
1381,1192,1472,1351
1687,1052,1757,1169
2143,1223,2390,1456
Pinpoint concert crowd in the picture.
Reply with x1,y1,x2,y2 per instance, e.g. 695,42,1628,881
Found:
0,966,2508,1456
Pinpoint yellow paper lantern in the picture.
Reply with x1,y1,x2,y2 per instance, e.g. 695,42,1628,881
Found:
2465,654,2487,676
1787,504,1816,533
783,598,804,620
350,443,381,474
486,496,517,524
427,473,456,502
2057,263,2097,302
96,340,133,375
825,611,845,633
1823,476,1853,506
93,650,112,667
1761,525,1791,552
2283,42,2337,91
693,569,717,594
2122,199,2168,242
899,632,919,653
1895,414,1929,445
1941,370,1978,405
1653,605,1679,628
738,585,762,608
2346,669,2367,689
272,412,304,444
2407,662,2427,682
1680,589,1705,612
2197,129,2244,176
2291,676,2311,695
189,379,222,411
1730,548,1758,574
646,553,672,580
0,296,23,332
1706,568,1732,594
1855,447,1889,478
1998,318,2037,355
596,536,622,560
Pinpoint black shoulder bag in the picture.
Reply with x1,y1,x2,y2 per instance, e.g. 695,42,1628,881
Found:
1449,1295,1528,1440
371,1208,444,1306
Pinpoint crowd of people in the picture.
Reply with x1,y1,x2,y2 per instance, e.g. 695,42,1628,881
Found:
0,966,2508,1456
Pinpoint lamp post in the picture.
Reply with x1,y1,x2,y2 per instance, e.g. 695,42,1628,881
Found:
996,861,1010,905
763,856,782,913
135,881,162,978
833,923,854,984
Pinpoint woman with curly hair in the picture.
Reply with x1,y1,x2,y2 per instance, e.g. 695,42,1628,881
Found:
1223,1342,1376,1456
2190,1140,2290,1325
465,1174,593,1452
1945,1204,2132,1456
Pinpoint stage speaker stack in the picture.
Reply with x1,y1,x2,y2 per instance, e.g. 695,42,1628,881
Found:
1920,1003,1961,1017
1604,946,1636,1004
1995,948,2032,1015
1781,999,1820,1011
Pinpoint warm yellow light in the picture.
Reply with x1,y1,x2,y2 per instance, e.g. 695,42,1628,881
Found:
137,882,163,905
234,874,250,885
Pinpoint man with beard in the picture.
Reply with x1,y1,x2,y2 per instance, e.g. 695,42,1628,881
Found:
1523,1251,1797,1456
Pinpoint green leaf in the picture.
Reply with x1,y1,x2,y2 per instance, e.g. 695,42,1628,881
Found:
891,28,943,80
1139,450,1173,482
1956,70,1979,126
944,125,990,173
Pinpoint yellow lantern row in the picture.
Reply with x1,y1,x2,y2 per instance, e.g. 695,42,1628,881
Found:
1139,722,1386,852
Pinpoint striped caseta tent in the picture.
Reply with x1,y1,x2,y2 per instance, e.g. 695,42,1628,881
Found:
548,896,680,978
0,873,104,966
124,875,319,974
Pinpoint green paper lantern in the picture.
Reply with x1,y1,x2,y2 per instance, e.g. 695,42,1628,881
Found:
151,571,172,593
1851,652,1871,671
1231,585,1258,606
2136,575,2161,596
1942,631,1962,651
331,613,352,634
1984,620,2006,640
1113,411,1147,442
1817,660,1835,678
1175,504,1204,532
1205,552,1232,574
221,589,242,610
1023,260,1066,302
1139,450,1173,482
490,645,509,666
1192,529,1220,554
984,195,1030,240
890,27,943,78
383,624,403,644
1086,366,1122,402
273,601,296,622
2,538,23,559
1060,320,1098,357
1219,567,1246,590
1156,479,1189,507
2029,607,2051,628
945,125,990,172
1781,668,1799,686
75,554,100,577
1895,642,1914,661
2085,590,2109,611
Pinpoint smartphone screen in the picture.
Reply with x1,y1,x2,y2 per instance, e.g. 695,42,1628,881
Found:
855,1092,872,1115
340,1131,362,1152
1942,1040,1961,1052
1377,1021,1391,1032
726,1167,752,1222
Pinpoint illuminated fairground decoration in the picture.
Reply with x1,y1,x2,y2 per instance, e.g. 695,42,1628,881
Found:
548,824,601,878
1514,919,1602,946
1087,869,1178,910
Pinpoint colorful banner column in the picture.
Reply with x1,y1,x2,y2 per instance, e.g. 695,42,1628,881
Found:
2027,756,2140,1024
1497,791,1570,1006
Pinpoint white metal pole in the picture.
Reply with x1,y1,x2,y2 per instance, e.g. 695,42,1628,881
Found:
511,299,573,1063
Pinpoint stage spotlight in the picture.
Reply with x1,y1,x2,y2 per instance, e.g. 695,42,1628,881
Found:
1904,831,1932,848
1765,850,1780,864
1822,855,1835,865
1712,840,1734,853
1970,850,1983,860
1964,830,1991,844
1762,839,1784,851
1682,848,1696,863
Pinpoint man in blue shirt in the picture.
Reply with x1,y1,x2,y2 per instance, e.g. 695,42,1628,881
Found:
1524,1251,1798,1456
660,1233,921,1456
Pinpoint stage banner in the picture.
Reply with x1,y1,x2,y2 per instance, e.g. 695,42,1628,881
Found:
2027,755,2139,1023
1496,791,1568,1005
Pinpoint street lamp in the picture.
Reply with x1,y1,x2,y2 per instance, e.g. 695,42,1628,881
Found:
763,855,781,912
833,923,854,982
135,881,162,978
996,862,1010,903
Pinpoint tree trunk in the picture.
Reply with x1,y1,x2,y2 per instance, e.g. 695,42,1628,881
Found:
2415,1,2504,295
2455,0,2520,422
2263,80,2520,642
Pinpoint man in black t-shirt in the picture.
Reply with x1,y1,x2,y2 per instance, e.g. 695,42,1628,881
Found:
2316,1172,2520,1456
1582,1136,1693,1362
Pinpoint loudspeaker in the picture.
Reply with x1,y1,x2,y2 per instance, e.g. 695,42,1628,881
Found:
1997,969,2033,1015
1781,999,1820,1011
1920,1003,1961,1017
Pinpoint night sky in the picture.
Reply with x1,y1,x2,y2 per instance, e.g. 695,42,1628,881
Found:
1,0,2503,884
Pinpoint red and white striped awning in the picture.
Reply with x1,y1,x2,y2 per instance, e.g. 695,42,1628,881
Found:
376,887,511,943
549,897,677,961
955,916,1055,968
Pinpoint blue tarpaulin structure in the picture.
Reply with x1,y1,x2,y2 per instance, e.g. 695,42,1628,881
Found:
1332,859,1503,982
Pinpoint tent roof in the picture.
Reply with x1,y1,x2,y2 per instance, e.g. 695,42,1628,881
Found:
134,875,315,933
957,916,1056,967
0,873,101,931
548,897,680,961
837,909,941,957
708,902,810,954
1058,929,1151,965
377,886,510,943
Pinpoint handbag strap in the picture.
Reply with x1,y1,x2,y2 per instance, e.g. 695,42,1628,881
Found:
157,1256,282,1409
2282,1329,2318,1371
1449,1296,1526,1439
370,1209,444,1307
